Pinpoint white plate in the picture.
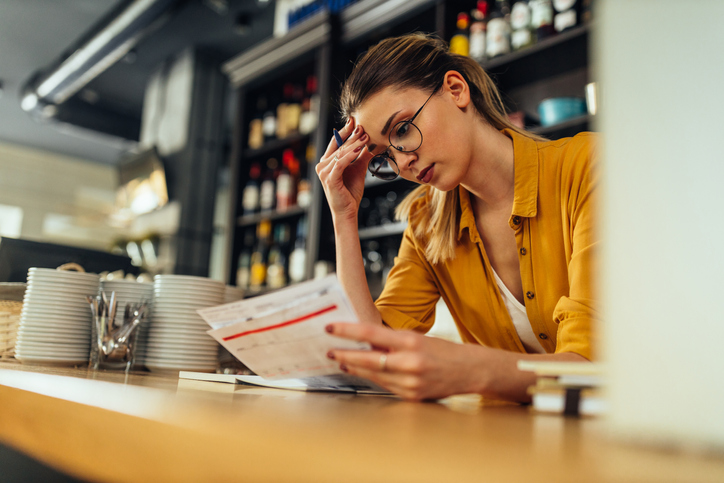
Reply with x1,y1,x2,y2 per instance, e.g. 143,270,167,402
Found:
145,339,218,350
21,309,91,320
20,312,91,323
144,348,218,361
21,303,92,315
15,345,89,357
153,285,224,296
146,335,218,347
24,292,93,303
20,316,91,329
154,274,224,285
148,327,215,338
14,352,88,365
18,321,90,333
28,268,100,280
17,331,90,343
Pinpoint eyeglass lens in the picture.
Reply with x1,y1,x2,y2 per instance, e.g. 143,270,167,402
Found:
368,154,400,181
368,122,423,180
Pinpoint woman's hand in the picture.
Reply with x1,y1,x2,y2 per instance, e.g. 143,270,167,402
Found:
325,322,486,401
315,118,374,222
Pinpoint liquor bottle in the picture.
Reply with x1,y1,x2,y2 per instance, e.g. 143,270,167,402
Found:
276,84,290,139
486,0,511,58
266,223,290,289
288,217,308,283
235,230,254,289
248,98,265,150
286,83,303,135
259,158,278,212
299,75,319,135
530,0,555,40
241,162,261,216
449,12,470,56
511,0,534,51
553,0,579,33
262,95,277,142
469,1,489,63
276,149,295,211
249,220,272,291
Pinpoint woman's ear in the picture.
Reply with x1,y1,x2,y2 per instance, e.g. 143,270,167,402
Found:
444,71,470,109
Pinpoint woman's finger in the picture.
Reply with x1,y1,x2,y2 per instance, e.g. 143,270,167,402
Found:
326,322,419,352
322,118,356,158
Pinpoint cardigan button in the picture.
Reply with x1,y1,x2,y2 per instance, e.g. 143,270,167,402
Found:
526,291,535,300
512,216,521,225
520,247,527,255
539,333,548,340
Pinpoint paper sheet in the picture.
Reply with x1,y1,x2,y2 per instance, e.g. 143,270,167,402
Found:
197,275,373,381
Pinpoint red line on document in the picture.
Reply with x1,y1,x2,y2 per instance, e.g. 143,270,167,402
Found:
222,305,338,341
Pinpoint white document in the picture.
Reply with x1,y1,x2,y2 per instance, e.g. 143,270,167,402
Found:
197,275,386,389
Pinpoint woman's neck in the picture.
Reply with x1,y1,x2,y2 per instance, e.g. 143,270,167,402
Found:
460,124,515,213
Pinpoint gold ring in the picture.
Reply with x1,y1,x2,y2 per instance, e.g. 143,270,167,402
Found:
379,353,387,371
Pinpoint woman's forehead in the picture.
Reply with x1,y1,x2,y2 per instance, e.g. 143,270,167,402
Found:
353,86,424,130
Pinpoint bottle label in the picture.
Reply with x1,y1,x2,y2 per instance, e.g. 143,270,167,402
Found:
266,264,286,288
554,9,576,32
450,34,470,56
289,249,305,282
242,185,260,213
259,180,275,210
511,2,532,30
469,23,486,62
263,114,276,138
486,18,511,58
530,0,553,27
276,174,293,209
236,267,250,289
512,29,533,50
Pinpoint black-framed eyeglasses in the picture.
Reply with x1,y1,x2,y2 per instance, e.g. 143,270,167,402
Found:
368,81,443,181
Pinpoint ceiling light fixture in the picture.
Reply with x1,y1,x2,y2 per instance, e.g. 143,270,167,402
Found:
23,0,179,112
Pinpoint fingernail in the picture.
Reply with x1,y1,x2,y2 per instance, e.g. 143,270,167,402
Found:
340,364,349,373
325,324,334,333
327,351,335,360
354,126,361,134
360,133,368,143
354,145,363,153
345,118,351,126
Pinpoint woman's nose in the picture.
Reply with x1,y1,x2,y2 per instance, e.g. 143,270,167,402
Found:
396,151,417,172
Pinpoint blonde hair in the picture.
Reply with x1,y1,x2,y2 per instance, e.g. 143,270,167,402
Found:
340,33,545,264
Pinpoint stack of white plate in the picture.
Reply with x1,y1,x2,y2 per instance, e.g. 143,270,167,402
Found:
99,279,154,365
15,268,100,366
224,285,245,304
145,275,225,373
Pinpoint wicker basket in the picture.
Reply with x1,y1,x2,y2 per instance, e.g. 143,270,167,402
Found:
0,300,22,360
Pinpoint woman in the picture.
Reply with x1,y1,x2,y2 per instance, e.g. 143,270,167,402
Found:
316,33,597,402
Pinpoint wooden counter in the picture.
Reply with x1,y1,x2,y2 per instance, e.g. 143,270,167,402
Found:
1,360,723,482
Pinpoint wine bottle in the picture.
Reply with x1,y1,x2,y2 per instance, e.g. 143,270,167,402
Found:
241,162,261,216
553,0,579,33
299,75,319,135
530,0,555,40
262,95,277,142
248,98,265,150
511,0,534,51
259,158,278,212
276,149,295,211
266,223,290,289
288,217,308,283
235,230,254,289
450,12,471,56
249,220,272,291
486,0,511,59
469,1,489,63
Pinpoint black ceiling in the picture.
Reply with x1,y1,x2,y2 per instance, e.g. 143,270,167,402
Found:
0,0,275,165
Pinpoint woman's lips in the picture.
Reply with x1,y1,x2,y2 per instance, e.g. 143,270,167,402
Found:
417,164,434,183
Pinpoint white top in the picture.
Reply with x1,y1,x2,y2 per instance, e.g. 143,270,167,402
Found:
490,267,546,354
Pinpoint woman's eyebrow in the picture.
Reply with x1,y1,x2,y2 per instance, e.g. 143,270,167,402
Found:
381,110,401,135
